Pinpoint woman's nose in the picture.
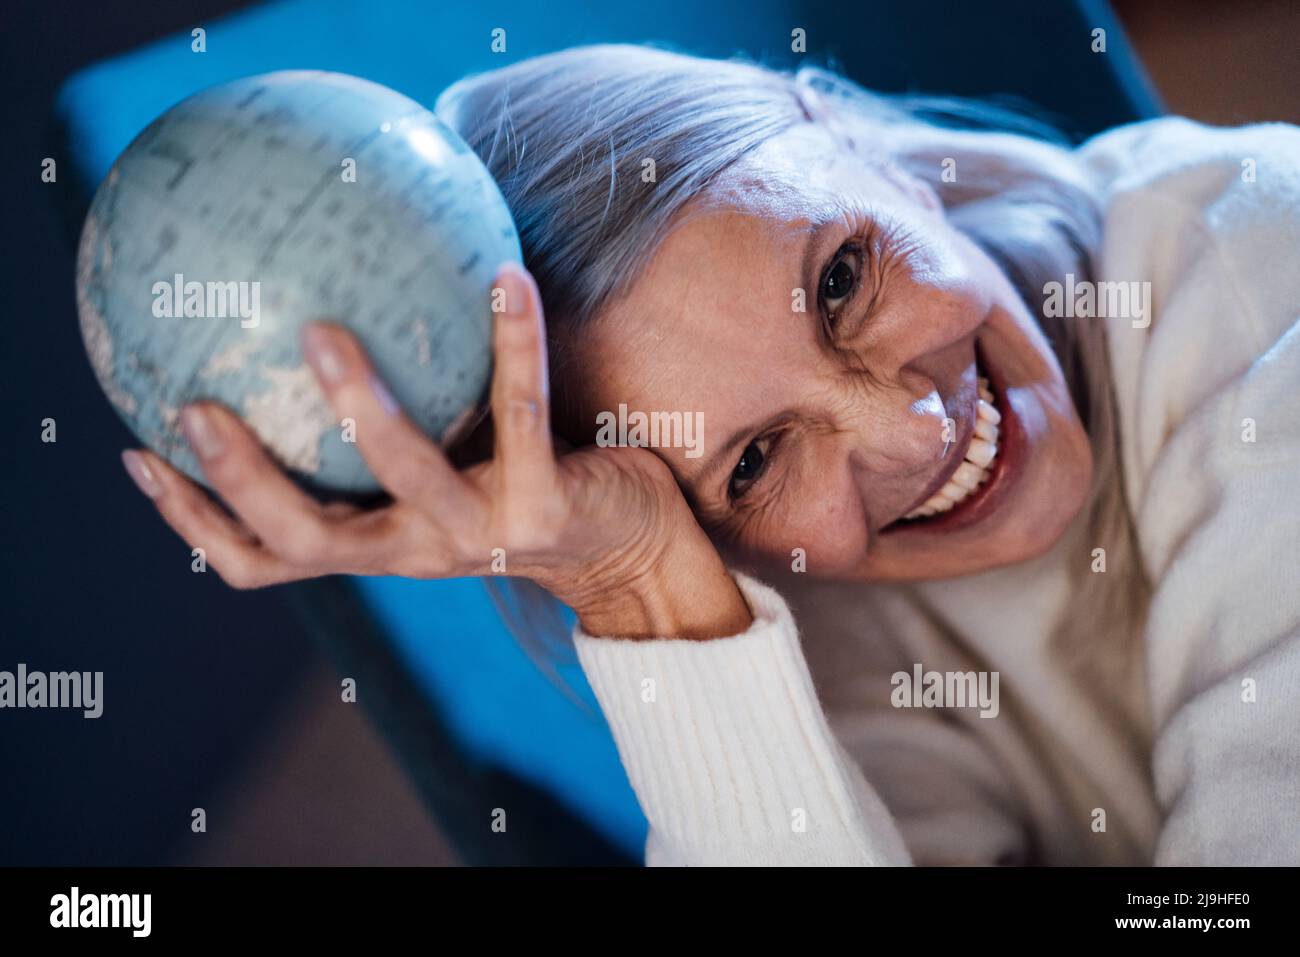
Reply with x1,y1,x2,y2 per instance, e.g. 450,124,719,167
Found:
846,383,952,480
873,290,978,381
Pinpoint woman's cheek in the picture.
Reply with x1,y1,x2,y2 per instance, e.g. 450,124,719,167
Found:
768,467,870,574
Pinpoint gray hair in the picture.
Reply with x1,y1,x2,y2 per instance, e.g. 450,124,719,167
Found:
436,44,1146,673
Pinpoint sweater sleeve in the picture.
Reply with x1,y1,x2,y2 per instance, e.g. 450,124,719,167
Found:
1084,118,1300,864
573,572,912,866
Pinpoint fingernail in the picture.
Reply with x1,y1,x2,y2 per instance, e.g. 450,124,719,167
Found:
369,374,400,415
180,406,225,460
121,449,161,498
302,325,348,385
495,265,531,318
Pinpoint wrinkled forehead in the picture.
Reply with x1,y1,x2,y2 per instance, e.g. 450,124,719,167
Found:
554,125,912,425
552,200,786,449
599,125,907,334
701,121,893,221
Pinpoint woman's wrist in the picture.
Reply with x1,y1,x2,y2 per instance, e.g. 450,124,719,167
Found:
566,544,753,641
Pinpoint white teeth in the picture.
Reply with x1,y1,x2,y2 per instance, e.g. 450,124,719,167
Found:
966,437,997,469
901,376,1002,521
941,483,971,504
951,461,985,490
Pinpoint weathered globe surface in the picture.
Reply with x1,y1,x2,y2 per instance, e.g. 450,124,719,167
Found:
76,70,521,494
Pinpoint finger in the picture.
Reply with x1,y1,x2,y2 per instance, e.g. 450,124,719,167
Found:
121,447,300,588
300,322,479,527
490,264,558,508
178,402,392,571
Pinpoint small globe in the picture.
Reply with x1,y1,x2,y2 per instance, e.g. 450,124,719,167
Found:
76,70,521,494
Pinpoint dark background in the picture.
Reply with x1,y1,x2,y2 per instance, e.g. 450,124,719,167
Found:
1,0,1296,866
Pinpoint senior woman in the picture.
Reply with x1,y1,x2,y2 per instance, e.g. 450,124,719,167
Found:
119,45,1300,866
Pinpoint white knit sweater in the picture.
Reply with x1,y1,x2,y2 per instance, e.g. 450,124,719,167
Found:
574,118,1300,866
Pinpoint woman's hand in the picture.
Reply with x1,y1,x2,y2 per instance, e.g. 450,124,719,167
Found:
120,264,752,640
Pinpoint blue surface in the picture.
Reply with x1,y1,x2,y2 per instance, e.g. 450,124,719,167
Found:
56,0,1156,863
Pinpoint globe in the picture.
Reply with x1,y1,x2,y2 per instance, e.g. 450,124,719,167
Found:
75,70,521,494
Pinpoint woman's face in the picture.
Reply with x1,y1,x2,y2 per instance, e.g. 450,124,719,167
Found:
562,124,1094,581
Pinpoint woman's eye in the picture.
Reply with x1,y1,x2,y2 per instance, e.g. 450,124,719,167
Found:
729,440,768,500
820,247,862,317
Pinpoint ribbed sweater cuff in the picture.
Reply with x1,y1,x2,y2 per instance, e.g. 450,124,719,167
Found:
574,572,907,866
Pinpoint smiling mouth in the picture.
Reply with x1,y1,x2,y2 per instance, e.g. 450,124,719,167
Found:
902,374,1001,520
885,348,1014,532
